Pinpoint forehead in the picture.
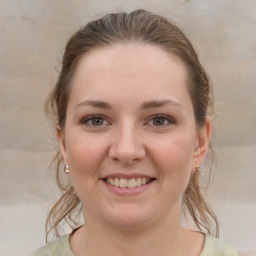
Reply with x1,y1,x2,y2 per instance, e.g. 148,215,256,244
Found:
75,42,187,78
70,43,190,105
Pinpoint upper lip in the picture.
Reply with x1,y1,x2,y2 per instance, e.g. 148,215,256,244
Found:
101,173,155,179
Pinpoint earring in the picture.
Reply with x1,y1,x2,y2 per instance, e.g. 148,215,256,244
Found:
195,165,202,172
64,165,70,174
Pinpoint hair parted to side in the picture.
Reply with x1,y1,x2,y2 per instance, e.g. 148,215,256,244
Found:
45,9,219,241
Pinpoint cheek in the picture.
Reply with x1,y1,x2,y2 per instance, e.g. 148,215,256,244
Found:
65,133,108,202
149,136,195,192
65,131,107,179
150,136,195,171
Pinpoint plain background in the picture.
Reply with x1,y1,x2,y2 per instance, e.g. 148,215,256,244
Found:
0,0,255,255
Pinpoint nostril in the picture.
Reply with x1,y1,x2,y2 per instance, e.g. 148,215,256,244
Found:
109,146,146,164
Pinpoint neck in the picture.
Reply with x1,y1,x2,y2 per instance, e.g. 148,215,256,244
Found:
70,205,200,256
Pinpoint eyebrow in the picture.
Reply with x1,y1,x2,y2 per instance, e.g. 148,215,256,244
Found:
75,99,183,110
75,100,112,110
141,100,183,109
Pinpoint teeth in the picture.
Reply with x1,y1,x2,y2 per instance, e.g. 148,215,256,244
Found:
120,178,127,188
114,178,120,187
106,177,152,188
128,178,136,188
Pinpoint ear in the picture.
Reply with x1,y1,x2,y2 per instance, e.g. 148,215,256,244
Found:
191,116,211,173
56,126,68,163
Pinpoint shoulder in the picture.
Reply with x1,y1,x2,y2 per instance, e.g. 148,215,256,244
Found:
28,234,73,256
201,235,239,256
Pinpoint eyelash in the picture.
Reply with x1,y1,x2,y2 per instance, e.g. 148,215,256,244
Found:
147,114,175,127
80,115,110,127
80,114,175,127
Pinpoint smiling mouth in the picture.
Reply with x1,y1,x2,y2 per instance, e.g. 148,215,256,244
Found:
103,177,155,188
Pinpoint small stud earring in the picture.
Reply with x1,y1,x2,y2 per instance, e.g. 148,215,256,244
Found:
64,165,70,174
195,165,202,172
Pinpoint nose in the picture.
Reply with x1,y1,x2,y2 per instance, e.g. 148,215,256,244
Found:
109,122,146,165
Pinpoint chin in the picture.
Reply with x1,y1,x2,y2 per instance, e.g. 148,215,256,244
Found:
107,217,150,231
100,204,156,230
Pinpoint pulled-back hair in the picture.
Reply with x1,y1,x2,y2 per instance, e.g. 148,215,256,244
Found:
45,9,218,241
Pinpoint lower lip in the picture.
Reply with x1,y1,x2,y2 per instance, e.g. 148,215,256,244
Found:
102,180,155,196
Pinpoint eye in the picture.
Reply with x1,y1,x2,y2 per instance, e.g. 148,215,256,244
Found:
148,115,174,127
81,115,109,126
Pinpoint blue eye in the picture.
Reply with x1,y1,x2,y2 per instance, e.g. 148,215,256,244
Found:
148,115,174,127
81,115,109,126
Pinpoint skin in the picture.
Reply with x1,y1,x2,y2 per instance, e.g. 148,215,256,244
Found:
57,43,211,256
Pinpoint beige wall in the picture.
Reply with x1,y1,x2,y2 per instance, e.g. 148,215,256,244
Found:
0,0,255,255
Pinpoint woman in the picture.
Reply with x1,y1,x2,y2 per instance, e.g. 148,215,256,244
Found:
30,9,239,256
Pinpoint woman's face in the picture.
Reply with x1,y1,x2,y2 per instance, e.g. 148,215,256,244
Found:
58,43,210,229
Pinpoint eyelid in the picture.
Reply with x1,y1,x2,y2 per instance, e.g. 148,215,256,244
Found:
146,114,176,126
79,114,175,127
80,114,111,126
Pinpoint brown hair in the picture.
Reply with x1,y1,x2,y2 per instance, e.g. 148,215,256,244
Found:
45,9,219,241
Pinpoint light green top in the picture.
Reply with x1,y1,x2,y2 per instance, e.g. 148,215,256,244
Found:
29,233,239,256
